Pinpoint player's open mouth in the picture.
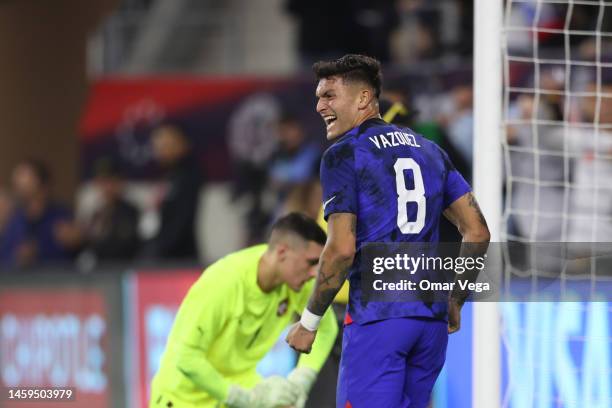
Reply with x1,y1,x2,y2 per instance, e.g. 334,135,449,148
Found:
324,116,337,127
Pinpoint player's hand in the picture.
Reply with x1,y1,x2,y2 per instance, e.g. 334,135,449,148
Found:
226,376,299,408
287,367,317,408
285,322,317,354
251,376,299,408
448,298,463,334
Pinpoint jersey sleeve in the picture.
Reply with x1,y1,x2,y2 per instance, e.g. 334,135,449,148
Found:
320,141,358,220
439,147,472,208
172,267,239,402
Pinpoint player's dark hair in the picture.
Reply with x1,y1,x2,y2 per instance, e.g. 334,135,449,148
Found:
313,54,383,98
269,212,326,246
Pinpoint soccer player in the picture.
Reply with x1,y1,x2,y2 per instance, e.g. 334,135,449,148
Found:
286,55,490,407
151,213,338,408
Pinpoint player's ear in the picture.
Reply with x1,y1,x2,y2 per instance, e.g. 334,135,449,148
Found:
276,242,288,261
358,88,372,110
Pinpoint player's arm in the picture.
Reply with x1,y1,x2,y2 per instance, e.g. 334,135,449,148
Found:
177,344,297,408
286,213,355,354
443,192,490,245
443,192,490,333
308,212,356,315
173,277,298,407
175,338,231,401
171,281,234,402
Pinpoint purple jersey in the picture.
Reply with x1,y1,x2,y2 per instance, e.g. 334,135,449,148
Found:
320,118,471,324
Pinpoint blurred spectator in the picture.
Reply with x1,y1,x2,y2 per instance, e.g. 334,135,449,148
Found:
394,0,442,61
280,180,322,221
268,112,320,200
142,123,202,260
506,2,565,53
0,159,79,268
568,79,612,242
393,0,474,62
228,93,280,245
505,69,612,242
438,84,474,169
79,158,141,263
381,82,470,179
266,113,321,241
506,92,567,241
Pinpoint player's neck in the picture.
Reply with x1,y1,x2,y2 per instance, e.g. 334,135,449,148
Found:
353,107,380,129
256,251,281,293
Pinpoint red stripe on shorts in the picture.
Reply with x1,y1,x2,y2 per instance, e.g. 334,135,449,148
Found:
344,312,353,325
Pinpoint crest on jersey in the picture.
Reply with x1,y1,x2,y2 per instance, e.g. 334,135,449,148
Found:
277,298,289,316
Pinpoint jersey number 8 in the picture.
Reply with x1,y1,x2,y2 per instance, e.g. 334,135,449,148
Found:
394,158,426,234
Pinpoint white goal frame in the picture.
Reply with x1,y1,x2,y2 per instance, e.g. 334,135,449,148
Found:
473,0,503,407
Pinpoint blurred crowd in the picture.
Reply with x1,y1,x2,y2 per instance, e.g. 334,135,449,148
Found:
0,75,483,272
286,0,473,67
502,1,612,243
0,124,202,270
287,0,611,68
506,66,612,243
2,78,610,270
1,0,612,271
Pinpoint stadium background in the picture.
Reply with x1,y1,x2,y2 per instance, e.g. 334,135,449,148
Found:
0,1,610,407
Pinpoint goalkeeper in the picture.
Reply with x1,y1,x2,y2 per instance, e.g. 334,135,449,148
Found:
150,213,338,408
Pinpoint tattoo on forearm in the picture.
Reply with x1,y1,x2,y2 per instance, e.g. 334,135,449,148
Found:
308,259,351,315
307,213,356,316
467,193,488,228
318,264,336,286
309,288,341,315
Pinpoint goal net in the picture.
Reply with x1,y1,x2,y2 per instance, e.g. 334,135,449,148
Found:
495,1,612,407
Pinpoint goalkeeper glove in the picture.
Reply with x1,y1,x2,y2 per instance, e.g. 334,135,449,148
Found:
225,376,299,408
287,367,317,408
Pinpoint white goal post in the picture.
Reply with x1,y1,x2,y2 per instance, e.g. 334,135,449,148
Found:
473,0,503,407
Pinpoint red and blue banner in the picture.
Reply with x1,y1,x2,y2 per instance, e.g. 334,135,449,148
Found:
78,76,326,181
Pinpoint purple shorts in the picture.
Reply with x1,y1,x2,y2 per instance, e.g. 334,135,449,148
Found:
336,317,448,408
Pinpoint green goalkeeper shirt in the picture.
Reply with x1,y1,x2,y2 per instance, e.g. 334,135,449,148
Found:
150,244,339,408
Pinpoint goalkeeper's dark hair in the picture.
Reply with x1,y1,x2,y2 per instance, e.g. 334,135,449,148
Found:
313,54,382,99
269,212,326,246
